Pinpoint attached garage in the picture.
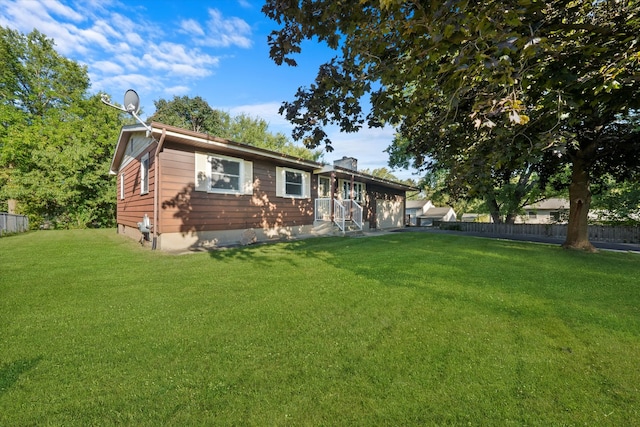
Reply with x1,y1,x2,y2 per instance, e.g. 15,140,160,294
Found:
376,199,405,229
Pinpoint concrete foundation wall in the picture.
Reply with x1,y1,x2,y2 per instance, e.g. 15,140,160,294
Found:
118,223,317,252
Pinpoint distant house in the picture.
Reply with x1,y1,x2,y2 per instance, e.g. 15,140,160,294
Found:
460,213,486,222
109,122,415,251
520,198,569,224
405,200,457,226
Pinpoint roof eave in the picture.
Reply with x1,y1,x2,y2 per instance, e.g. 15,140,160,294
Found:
148,122,322,170
109,123,149,175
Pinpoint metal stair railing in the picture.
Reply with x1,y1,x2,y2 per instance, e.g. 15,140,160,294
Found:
333,199,346,232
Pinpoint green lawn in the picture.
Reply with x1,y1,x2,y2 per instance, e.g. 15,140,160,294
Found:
1,229,639,426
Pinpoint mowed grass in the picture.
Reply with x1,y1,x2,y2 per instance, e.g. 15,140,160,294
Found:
1,229,639,426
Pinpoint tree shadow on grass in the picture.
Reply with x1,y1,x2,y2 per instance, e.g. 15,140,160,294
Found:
284,232,640,335
0,357,42,396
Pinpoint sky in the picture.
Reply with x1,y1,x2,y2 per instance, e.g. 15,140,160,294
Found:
0,0,420,180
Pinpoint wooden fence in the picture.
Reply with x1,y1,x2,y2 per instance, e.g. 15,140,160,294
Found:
0,213,29,236
437,221,640,244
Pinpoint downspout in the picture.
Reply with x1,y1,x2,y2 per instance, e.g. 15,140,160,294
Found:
152,128,167,250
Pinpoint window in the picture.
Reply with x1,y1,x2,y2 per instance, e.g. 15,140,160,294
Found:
528,211,537,219
285,170,303,196
276,167,310,198
194,152,253,195
140,153,149,195
210,156,241,192
120,173,125,200
318,176,331,198
341,180,365,203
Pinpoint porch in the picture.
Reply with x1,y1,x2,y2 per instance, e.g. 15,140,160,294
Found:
314,198,363,233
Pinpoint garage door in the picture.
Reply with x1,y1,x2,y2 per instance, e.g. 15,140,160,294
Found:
376,199,404,229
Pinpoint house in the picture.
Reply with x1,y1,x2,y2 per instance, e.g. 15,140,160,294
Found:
519,198,569,224
405,200,457,226
460,213,487,222
109,122,416,251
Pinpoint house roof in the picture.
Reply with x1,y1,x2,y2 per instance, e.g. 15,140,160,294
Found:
418,207,454,219
316,164,418,191
406,200,431,209
110,122,321,175
523,198,569,210
109,122,417,192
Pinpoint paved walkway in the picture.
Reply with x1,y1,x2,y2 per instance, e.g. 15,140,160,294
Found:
390,227,640,253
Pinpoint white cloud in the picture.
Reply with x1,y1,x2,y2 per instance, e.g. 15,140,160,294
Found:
77,27,112,50
142,42,220,77
92,60,123,74
92,19,122,42
164,86,191,96
94,73,157,93
114,52,145,71
41,0,85,22
199,8,252,48
179,19,205,37
107,13,145,46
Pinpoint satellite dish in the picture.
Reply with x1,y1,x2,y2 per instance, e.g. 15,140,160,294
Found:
101,88,151,132
123,89,140,114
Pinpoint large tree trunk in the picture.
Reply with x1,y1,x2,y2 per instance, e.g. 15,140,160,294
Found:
505,213,518,224
563,157,596,252
486,197,503,224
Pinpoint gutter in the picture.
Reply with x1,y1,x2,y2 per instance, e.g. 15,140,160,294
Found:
152,127,167,250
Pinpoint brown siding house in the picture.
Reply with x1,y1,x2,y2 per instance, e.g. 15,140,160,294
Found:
110,122,415,251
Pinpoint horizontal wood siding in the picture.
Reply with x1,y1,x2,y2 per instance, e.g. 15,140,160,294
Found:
365,184,405,228
117,143,156,228
159,145,315,234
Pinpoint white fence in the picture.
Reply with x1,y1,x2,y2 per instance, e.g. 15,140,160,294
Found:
0,213,29,236
437,221,640,244
315,198,332,221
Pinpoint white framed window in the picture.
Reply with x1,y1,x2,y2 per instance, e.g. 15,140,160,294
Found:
340,180,365,203
210,155,242,192
194,152,253,195
285,170,304,196
276,167,310,198
140,153,149,195
318,176,331,198
120,173,125,200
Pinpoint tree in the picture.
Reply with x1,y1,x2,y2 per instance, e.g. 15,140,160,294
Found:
148,96,323,161
0,27,124,227
0,27,88,119
591,178,640,225
358,167,399,181
148,95,227,135
263,0,640,251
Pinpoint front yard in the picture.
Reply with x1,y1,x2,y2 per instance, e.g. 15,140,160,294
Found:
1,229,639,425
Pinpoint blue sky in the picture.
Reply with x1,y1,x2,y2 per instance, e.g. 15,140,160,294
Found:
0,0,419,179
